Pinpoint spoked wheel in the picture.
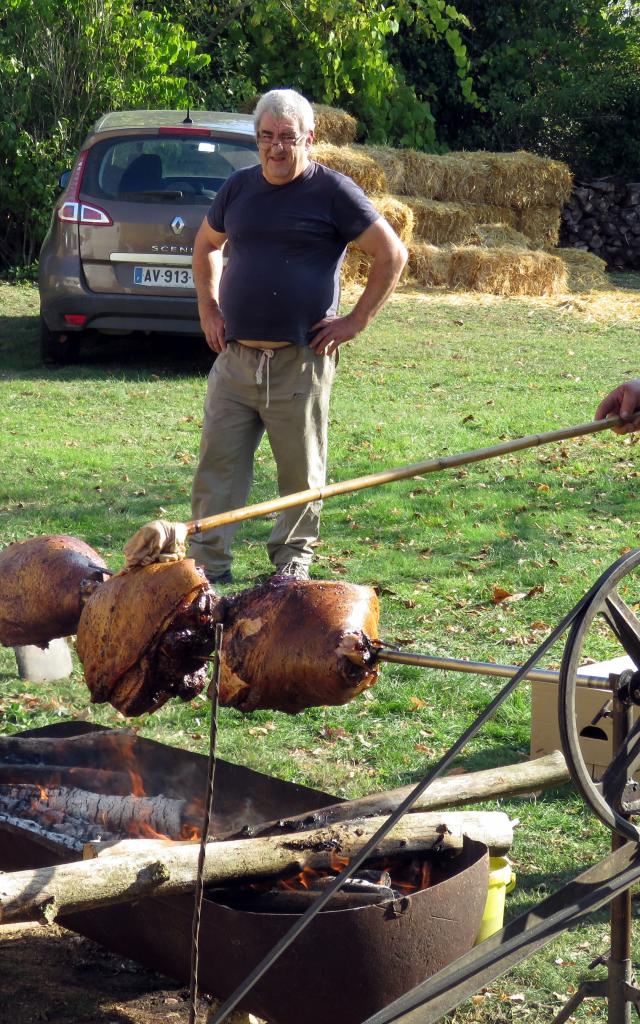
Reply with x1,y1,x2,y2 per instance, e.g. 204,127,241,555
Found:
559,548,640,842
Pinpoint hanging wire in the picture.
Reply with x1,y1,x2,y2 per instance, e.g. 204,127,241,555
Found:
189,622,223,1024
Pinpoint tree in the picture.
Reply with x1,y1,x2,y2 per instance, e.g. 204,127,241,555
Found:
0,0,209,268
396,0,640,177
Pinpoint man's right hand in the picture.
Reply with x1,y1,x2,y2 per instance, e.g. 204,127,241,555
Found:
199,303,227,353
595,379,640,434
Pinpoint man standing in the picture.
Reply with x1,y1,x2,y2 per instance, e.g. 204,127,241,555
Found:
188,88,407,585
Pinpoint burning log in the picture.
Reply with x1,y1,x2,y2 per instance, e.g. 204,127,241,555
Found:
0,764,133,795
76,560,224,716
223,751,568,839
0,534,109,648
0,811,513,924
0,785,200,840
219,578,381,714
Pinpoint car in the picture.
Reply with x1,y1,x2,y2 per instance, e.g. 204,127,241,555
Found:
38,109,259,364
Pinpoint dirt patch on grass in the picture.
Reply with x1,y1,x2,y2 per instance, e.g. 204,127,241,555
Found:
0,921,204,1024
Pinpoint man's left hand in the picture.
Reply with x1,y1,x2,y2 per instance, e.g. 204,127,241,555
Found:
310,312,365,356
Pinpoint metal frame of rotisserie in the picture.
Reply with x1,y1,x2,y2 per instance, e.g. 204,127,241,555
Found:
208,548,640,1024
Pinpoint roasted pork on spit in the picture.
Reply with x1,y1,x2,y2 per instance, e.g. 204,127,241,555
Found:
218,577,381,714
76,567,380,716
76,560,223,716
0,534,109,648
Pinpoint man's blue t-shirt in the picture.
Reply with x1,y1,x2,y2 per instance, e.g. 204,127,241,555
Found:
207,161,380,346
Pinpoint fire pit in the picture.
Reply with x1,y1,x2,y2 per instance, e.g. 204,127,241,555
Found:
0,722,489,1024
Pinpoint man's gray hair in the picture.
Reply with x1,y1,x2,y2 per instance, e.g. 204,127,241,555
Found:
254,89,315,135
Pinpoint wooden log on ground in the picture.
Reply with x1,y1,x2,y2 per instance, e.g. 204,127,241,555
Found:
220,750,567,839
0,810,512,924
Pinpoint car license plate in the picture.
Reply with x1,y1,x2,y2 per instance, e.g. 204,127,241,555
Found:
134,266,194,288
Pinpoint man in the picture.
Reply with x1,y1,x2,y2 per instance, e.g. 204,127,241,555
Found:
596,379,640,433
188,88,407,585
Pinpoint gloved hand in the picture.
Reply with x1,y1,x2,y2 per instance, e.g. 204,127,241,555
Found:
123,520,188,569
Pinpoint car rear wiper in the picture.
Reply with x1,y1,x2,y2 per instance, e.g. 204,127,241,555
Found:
119,190,184,199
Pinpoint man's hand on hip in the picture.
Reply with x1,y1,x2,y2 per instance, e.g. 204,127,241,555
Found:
200,303,227,353
310,312,365,356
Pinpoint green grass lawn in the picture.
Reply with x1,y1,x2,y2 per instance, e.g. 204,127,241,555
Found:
1,279,640,1020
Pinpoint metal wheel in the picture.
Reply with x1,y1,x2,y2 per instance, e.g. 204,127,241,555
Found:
559,548,640,841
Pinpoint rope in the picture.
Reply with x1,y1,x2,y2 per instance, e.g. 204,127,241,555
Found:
189,622,223,1024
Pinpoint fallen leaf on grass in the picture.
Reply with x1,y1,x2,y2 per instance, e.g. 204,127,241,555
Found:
408,696,427,711
319,726,348,741
492,583,545,604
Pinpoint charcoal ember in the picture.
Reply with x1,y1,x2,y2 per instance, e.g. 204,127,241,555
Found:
0,534,109,648
218,578,381,714
76,560,224,716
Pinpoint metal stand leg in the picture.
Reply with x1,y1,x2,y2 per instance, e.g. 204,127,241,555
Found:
553,683,640,1023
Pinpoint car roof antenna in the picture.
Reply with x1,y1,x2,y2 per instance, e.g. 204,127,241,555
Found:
183,71,193,125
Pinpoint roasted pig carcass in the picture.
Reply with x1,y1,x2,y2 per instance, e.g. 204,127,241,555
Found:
219,578,381,714
76,560,223,716
0,534,109,648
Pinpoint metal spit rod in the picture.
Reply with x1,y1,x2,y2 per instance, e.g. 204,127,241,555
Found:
376,648,612,689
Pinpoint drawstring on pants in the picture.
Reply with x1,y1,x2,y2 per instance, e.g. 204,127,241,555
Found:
255,348,274,407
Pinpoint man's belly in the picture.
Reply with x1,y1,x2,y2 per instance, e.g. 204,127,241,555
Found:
237,339,292,349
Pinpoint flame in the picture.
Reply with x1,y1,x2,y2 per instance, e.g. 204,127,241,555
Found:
270,854,433,896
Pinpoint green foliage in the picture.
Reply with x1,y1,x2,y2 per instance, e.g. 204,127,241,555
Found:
0,0,209,269
408,0,640,177
169,0,476,149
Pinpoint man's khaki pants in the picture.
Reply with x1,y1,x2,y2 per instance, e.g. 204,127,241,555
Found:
189,343,336,578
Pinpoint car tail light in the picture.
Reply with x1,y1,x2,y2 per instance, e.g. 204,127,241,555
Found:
57,148,112,226
63,314,87,326
57,202,112,225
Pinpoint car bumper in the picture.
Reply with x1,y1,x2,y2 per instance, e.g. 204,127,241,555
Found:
41,291,201,335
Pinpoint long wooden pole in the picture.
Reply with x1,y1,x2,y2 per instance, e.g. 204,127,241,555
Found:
0,811,514,924
186,416,623,535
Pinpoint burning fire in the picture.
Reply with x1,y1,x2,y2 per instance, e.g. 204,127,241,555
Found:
272,852,432,896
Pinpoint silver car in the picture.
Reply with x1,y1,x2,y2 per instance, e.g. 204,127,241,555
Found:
39,109,258,364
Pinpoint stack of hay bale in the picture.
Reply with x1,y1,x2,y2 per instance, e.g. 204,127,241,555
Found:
311,104,607,296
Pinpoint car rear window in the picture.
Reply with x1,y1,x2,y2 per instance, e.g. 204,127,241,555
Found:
81,134,258,205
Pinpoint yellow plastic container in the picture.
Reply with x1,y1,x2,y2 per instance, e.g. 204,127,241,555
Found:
474,856,516,944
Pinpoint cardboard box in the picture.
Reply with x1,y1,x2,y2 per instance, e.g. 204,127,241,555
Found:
530,657,638,781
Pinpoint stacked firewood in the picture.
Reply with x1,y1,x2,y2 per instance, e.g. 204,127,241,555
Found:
560,177,640,270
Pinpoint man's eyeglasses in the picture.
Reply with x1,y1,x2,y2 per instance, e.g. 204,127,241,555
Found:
256,132,306,149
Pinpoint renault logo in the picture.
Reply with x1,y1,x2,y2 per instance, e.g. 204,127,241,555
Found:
171,216,185,235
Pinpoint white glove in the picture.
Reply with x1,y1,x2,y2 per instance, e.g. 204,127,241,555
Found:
123,520,188,569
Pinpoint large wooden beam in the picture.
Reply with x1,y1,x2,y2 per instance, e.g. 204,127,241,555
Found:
0,810,512,925
221,751,568,839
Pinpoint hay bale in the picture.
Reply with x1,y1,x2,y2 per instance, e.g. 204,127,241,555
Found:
516,207,562,247
461,203,518,228
312,143,387,194
482,152,572,209
448,246,567,296
398,150,454,199
466,224,532,249
558,247,609,291
341,246,372,287
360,145,406,193
398,150,572,209
371,195,414,244
402,197,473,244
312,104,358,146
406,242,452,287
